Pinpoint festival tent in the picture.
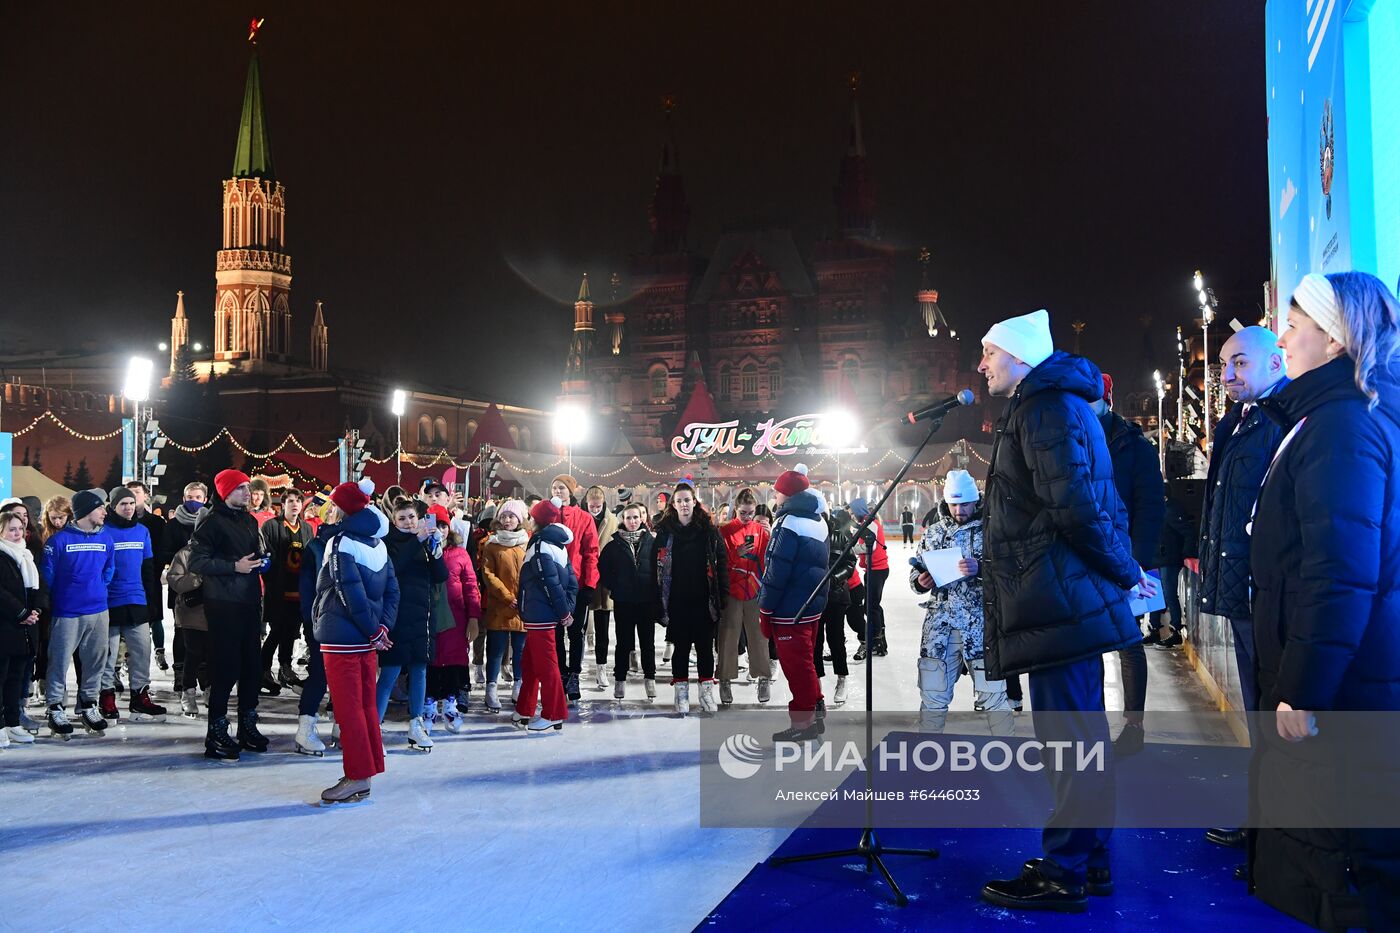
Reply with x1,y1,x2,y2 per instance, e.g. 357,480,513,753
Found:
11,465,75,503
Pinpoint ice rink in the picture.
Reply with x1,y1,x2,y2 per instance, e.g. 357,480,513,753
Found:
0,541,1213,932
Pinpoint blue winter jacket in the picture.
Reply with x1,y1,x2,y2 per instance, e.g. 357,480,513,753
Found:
759,489,830,625
519,524,579,629
42,524,116,618
312,507,401,654
104,516,153,609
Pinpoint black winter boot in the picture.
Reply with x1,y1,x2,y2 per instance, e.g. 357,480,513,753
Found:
237,710,270,752
205,717,240,760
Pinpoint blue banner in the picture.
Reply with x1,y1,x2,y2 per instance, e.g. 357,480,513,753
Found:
0,433,11,502
122,418,137,484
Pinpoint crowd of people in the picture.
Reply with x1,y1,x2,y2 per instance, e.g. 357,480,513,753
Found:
2,270,1396,926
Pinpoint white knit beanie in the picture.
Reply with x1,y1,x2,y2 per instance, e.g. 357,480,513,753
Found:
982,309,1054,368
1291,273,1347,347
943,469,980,504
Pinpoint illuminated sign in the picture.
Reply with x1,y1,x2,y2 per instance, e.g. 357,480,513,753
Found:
671,414,861,460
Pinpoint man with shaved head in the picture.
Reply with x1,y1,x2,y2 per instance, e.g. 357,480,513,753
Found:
1193,325,1288,861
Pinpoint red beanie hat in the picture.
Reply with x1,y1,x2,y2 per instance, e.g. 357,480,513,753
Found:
331,478,375,516
530,497,564,527
427,504,452,527
214,469,251,501
1101,373,1114,402
774,462,811,497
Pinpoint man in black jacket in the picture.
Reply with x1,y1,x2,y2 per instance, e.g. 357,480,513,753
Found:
1188,325,1287,854
1091,375,1165,756
160,481,207,690
260,488,314,693
976,310,1151,913
187,469,269,759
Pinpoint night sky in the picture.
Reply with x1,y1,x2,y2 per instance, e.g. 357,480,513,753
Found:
1,3,1267,409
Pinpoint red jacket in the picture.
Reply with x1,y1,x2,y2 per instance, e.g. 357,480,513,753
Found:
559,504,600,590
719,518,769,601
434,544,481,668
859,518,888,572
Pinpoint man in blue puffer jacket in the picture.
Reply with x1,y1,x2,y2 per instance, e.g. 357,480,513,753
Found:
312,479,399,804
759,464,829,742
514,498,577,733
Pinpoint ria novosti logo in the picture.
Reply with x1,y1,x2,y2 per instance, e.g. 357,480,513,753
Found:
718,733,765,779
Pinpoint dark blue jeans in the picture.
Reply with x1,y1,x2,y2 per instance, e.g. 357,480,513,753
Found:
1028,655,1114,883
1230,617,1258,746
298,619,329,718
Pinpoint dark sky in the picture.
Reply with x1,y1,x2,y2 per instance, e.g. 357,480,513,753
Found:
1,2,1267,409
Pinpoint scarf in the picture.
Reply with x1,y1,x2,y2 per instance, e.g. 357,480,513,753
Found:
0,537,39,591
492,529,528,548
173,501,204,527
617,528,644,549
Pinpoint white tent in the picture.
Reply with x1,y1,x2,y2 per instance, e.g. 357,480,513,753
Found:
11,465,75,503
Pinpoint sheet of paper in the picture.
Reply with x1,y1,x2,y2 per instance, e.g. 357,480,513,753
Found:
921,546,967,588
1128,568,1167,617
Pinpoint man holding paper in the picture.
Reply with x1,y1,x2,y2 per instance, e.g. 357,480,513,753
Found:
975,309,1157,914
909,469,1011,735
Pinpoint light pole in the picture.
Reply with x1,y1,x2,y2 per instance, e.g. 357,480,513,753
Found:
554,402,589,477
1194,270,1218,453
124,357,154,484
1153,369,1166,474
390,389,407,487
1176,326,1185,440
821,409,858,504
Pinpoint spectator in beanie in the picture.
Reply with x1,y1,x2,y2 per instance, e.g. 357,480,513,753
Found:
976,309,1152,912
653,480,728,715
1247,271,1400,925
479,499,529,713
161,482,208,695
759,464,828,742
312,479,399,803
0,511,45,747
598,502,660,702
125,482,170,673
187,469,271,760
584,485,618,691
547,474,600,705
717,487,771,707
101,486,166,723
513,497,576,732
651,491,670,529
41,489,114,737
260,488,314,693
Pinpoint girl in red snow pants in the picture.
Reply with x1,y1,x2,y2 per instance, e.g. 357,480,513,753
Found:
515,626,568,723
323,651,385,780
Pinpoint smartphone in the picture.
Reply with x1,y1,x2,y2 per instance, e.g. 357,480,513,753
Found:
744,534,755,546
425,513,437,531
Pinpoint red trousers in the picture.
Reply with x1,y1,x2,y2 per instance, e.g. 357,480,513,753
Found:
322,651,385,781
773,621,821,727
515,626,568,722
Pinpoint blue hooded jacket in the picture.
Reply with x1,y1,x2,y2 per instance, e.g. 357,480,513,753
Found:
42,523,116,618
519,523,579,628
312,507,401,653
759,488,830,625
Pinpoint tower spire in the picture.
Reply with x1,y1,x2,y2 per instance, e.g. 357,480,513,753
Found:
563,272,596,393
232,48,276,180
169,290,189,374
834,72,875,239
648,96,690,254
311,300,329,371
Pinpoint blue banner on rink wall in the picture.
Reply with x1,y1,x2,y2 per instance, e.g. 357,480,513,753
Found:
1267,0,1400,319
0,433,12,501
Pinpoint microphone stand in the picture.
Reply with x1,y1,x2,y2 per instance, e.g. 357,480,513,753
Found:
767,414,950,906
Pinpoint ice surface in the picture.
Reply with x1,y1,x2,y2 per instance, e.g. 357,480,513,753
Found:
0,539,1210,931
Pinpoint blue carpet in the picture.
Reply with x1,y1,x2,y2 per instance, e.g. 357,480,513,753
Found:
701,827,1310,931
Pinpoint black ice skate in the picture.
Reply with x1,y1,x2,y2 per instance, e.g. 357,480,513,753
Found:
47,705,74,740
78,703,108,734
205,717,240,761
128,686,168,723
237,710,270,752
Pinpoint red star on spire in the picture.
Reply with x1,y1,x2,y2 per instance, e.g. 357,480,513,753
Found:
248,17,265,43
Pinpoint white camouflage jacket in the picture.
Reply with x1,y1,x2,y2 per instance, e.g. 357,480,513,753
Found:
909,511,985,660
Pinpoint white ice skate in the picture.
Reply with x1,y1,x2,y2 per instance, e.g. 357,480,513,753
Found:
595,668,609,690
0,727,8,749
407,716,434,752
527,715,563,732
484,682,501,713
6,725,35,745
441,697,463,734
510,710,531,729
698,680,718,713
180,688,200,719
330,717,341,748
662,643,674,663
422,699,439,735
757,678,771,704
511,681,522,703
674,682,690,716
644,678,657,700
833,676,849,706
295,715,326,756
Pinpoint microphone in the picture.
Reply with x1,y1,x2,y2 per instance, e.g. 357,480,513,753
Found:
906,389,976,424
